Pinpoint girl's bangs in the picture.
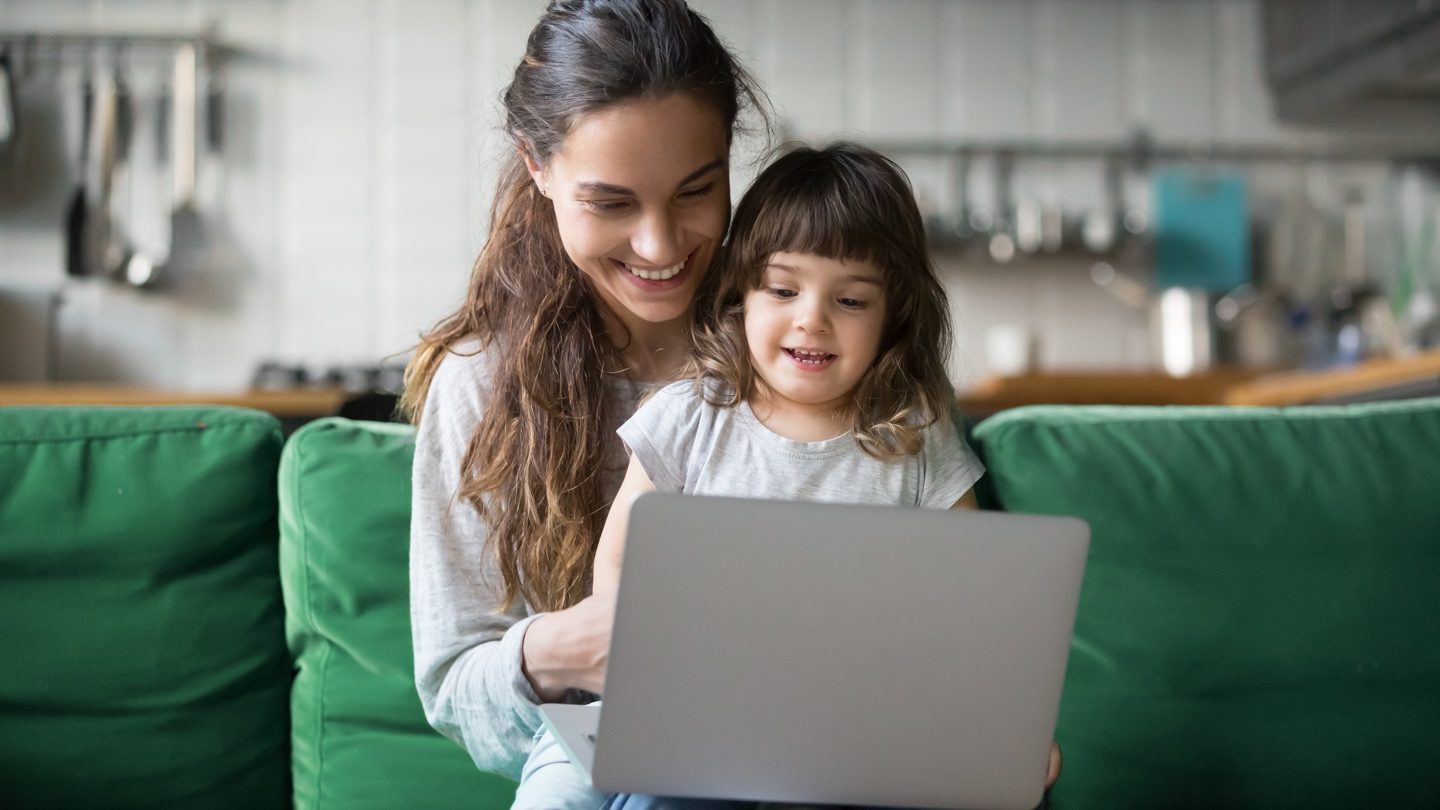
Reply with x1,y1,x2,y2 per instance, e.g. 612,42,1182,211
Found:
740,174,889,272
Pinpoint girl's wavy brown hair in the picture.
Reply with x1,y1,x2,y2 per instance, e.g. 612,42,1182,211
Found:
401,0,763,613
690,142,954,459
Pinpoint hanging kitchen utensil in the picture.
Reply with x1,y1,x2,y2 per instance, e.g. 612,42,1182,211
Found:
63,73,94,278
1151,166,1251,292
127,43,200,289
198,49,224,208
0,46,16,150
987,151,1018,264
103,55,140,280
83,68,119,280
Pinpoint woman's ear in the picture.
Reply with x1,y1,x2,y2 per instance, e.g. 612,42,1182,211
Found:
517,140,548,197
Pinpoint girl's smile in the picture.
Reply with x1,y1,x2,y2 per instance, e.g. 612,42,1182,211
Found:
782,347,837,370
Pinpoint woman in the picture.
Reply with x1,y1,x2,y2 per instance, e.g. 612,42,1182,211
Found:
406,2,1059,807
404,1,766,806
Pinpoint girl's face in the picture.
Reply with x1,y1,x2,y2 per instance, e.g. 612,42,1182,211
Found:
743,251,886,416
527,93,731,330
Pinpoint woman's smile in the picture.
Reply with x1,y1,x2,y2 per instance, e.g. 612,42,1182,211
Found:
610,245,698,290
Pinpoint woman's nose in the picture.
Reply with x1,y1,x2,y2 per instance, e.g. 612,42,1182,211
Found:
631,208,682,266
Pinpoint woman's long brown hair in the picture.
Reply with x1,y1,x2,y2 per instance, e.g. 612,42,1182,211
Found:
401,0,763,613
690,142,955,459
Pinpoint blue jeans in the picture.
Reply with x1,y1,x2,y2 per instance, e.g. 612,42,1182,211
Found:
514,709,1048,810
513,711,755,810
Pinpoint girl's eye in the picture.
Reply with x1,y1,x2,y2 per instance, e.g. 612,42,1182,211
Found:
680,183,715,200
838,298,867,310
768,287,797,299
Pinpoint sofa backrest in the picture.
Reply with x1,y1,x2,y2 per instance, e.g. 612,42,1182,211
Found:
971,398,1440,809
0,407,290,809
279,417,515,809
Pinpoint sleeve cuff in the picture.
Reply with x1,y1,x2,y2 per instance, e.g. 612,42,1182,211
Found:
502,613,546,723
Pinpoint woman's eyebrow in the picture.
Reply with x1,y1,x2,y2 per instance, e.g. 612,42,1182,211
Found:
575,158,725,196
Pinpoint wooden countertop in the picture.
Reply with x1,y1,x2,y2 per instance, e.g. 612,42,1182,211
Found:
958,348,1440,414
1222,349,1440,406
0,385,348,418
7,348,1438,420
958,368,1262,415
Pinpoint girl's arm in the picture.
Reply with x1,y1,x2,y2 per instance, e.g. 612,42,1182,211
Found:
592,453,658,594
949,488,979,510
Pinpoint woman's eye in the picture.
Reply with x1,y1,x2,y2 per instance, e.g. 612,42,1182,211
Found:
584,200,631,212
680,183,715,200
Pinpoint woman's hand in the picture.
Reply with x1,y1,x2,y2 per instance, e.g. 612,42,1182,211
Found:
520,590,617,700
1045,741,1062,789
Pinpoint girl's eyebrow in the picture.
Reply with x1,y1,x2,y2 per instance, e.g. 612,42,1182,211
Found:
765,262,882,287
574,158,725,196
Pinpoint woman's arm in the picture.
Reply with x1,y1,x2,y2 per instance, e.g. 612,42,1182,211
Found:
410,349,545,780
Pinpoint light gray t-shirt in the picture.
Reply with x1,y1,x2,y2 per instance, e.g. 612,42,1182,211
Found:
618,380,985,508
409,342,647,780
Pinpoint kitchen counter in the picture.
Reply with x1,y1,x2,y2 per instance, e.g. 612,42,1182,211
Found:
0,385,348,419
958,348,1440,416
8,348,1438,422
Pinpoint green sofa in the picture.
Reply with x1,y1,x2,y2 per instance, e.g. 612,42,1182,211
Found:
2,399,1438,809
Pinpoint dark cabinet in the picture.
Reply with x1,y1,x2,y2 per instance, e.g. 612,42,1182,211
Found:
1263,0,1440,121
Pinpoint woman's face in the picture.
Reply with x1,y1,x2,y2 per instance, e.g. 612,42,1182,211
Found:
528,93,731,328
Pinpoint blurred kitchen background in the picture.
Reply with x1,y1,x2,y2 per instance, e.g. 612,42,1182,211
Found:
3,0,1440,419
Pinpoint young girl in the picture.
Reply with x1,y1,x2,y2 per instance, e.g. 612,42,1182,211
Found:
592,142,983,594
514,143,993,810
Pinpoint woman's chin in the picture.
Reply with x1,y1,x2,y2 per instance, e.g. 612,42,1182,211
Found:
624,300,693,326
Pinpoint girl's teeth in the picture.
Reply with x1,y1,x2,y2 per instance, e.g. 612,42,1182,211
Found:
628,259,685,281
788,349,832,365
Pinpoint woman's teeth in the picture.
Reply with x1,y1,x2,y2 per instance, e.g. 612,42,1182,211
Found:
627,259,685,281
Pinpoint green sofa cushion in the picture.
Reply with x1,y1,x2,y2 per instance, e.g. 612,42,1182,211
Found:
0,407,290,809
972,399,1440,809
280,417,515,809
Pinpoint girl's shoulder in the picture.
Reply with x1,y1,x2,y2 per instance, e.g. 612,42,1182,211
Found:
631,377,743,433
638,378,710,417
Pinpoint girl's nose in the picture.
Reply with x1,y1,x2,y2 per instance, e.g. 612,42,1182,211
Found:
631,208,683,266
795,299,830,334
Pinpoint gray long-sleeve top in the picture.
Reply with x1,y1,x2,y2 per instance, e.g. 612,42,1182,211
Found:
409,344,641,779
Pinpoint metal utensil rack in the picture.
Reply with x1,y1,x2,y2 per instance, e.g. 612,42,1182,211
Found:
0,30,229,61
868,130,1440,167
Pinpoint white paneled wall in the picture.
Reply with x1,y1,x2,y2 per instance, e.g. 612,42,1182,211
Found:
0,0,1404,387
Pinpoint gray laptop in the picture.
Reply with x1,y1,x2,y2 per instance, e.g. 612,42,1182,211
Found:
541,493,1089,810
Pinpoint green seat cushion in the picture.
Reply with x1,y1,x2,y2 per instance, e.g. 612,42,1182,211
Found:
280,417,515,809
972,399,1440,809
0,407,289,809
